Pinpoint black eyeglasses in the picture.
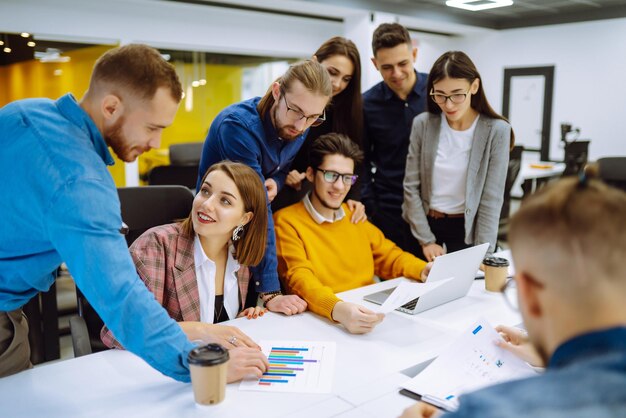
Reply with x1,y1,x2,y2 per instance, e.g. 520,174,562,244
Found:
316,168,358,185
429,88,470,105
281,94,326,127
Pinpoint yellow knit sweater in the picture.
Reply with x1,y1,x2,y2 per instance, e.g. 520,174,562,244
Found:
274,202,427,320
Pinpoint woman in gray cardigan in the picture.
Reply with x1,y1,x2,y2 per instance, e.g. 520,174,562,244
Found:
402,51,514,261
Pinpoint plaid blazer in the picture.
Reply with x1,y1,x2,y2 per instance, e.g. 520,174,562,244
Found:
101,222,251,348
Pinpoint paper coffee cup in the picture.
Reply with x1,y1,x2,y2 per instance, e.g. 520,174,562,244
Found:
483,257,510,292
188,343,229,405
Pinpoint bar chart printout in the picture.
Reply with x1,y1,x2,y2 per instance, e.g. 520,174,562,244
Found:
239,340,336,393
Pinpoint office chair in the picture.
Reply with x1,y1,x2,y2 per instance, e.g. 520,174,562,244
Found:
562,140,590,176
596,157,626,192
169,142,203,166
69,185,195,357
147,164,199,190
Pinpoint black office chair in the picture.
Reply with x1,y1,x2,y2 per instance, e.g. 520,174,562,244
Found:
169,142,203,166
562,140,590,176
69,185,195,357
147,165,199,190
596,157,626,192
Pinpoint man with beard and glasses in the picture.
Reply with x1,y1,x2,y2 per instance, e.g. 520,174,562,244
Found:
197,60,335,317
401,176,626,418
274,133,430,334
0,44,267,382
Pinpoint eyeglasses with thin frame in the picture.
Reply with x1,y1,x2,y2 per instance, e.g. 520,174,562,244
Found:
429,88,471,105
281,93,326,127
316,168,358,185
500,278,519,311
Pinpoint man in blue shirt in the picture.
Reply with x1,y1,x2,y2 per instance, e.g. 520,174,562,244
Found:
0,44,267,381
401,177,626,418
362,23,428,258
197,60,331,315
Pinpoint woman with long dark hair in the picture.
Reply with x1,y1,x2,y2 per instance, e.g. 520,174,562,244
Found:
272,36,365,216
403,51,514,261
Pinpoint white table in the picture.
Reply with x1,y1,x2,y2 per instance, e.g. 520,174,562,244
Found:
0,280,521,418
512,161,565,198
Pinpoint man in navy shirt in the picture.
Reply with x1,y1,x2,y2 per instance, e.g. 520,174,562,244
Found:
362,23,428,257
0,45,267,381
197,60,331,314
402,177,626,418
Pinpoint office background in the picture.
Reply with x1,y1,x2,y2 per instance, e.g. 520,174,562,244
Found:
1,0,625,187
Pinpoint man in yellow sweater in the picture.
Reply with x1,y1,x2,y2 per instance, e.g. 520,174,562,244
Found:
274,133,430,334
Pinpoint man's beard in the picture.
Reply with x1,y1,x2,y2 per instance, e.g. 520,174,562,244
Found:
272,106,301,141
313,188,342,212
105,116,138,162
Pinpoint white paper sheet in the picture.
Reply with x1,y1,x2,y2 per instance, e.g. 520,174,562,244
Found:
402,318,537,411
374,278,454,314
239,340,336,393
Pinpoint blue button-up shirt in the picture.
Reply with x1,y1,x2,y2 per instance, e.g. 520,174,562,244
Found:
361,71,428,215
197,97,307,292
0,94,195,382
444,327,626,417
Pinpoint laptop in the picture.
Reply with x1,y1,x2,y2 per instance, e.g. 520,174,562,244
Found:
363,243,489,315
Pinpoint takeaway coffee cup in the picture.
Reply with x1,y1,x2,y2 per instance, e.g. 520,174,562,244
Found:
483,257,510,292
188,343,229,405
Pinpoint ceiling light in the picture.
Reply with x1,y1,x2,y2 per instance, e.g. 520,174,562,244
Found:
446,0,513,11
21,32,30,38
0,40,3,46
27,41,36,47
3,47,11,53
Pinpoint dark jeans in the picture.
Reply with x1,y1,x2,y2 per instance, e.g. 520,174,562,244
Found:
370,207,423,259
428,216,469,254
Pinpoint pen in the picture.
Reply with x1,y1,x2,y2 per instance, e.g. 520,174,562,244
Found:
420,394,458,412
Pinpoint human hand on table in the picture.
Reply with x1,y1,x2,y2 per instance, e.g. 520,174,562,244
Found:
226,347,269,383
237,306,267,320
495,324,544,367
179,322,261,349
264,294,307,315
420,262,433,281
422,243,445,262
399,402,442,418
331,301,384,334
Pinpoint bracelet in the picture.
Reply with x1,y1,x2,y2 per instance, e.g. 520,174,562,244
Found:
260,291,282,307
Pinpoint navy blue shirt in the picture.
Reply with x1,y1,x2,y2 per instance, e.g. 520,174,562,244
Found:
361,71,428,214
445,327,626,417
197,97,307,292
0,94,195,382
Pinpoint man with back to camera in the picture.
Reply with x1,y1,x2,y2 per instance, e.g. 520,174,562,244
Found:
401,176,626,417
362,23,429,258
197,60,340,315
274,133,430,334
0,44,267,381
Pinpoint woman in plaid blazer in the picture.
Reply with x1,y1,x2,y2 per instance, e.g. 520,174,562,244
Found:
102,161,273,382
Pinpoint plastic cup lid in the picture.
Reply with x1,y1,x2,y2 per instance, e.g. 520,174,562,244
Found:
188,343,229,366
483,256,510,267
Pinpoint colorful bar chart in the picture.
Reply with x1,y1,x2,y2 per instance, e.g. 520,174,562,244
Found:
239,341,336,393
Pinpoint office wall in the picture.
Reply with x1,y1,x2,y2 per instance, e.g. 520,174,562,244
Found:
458,18,626,161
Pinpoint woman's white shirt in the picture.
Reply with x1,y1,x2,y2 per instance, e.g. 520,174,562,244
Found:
430,114,479,214
193,235,240,323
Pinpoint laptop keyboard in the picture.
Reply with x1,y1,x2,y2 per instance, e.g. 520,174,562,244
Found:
401,297,419,310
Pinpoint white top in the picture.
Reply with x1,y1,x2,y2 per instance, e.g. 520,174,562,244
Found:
430,115,479,214
303,192,346,224
193,235,240,322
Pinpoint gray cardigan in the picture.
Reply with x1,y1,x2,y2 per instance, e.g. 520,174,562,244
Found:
402,112,511,254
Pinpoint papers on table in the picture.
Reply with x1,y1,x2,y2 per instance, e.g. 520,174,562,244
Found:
402,318,537,411
239,340,336,394
373,278,454,314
